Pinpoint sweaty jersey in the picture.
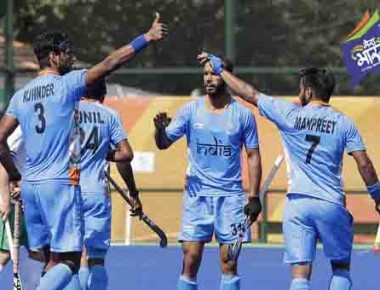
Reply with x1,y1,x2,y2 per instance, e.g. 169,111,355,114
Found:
257,94,366,206
79,100,126,194
166,98,259,196
6,69,87,184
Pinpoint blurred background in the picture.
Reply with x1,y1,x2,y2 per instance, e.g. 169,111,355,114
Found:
0,0,379,246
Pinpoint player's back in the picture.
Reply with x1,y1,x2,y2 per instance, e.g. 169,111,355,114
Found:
258,96,365,205
79,100,126,194
6,69,86,184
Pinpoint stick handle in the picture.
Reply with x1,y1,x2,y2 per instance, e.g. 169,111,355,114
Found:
13,201,21,275
4,217,14,260
259,155,284,202
104,171,132,207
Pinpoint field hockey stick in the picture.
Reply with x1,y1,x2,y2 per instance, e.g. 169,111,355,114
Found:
228,155,284,261
104,170,168,247
5,211,23,290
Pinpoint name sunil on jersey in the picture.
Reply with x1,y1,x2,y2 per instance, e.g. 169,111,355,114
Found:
78,110,106,124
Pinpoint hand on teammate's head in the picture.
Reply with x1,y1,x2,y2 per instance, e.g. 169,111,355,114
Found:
154,112,172,130
146,12,168,41
197,52,209,65
197,52,224,75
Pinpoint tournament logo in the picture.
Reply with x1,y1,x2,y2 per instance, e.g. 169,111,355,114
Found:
341,11,380,87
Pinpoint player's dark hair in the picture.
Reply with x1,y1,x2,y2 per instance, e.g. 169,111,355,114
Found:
299,67,335,102
86,78,107,101
33,31,71,69
222,58,234,73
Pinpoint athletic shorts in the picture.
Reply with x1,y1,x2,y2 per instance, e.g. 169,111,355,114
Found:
82,192,111,259
179,192,250,244
21,182,84,252
283,194,353,264
0,204,28,251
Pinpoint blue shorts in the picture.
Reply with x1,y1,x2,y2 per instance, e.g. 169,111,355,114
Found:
283,194,353,264
179,192,250,244
21,182,84,252
82,193,111,259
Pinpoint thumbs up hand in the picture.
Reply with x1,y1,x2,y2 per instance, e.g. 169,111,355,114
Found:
145,12,168,41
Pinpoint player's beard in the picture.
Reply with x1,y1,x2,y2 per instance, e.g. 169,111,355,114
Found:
58,64,73,75
205,83,225,98
299,93,311,106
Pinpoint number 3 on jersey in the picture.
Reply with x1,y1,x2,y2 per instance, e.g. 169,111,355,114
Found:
80,126,100,154
34,102,46,134
305,134,320,164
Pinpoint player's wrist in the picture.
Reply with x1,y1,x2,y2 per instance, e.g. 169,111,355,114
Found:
367,182,380,201
247,195,260,202
130,189,139,198
130,34,149,54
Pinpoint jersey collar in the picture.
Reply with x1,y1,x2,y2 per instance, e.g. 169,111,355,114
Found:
309,100,330,107
38,69,59,76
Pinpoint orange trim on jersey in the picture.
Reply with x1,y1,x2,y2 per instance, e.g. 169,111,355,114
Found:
69,167,80,185
38,69,59,76
309,100,330,106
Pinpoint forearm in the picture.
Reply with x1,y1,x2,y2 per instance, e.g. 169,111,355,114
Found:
220,70,260,106
247,152,262,199
116,162,139,196
0,143,20,181
357,156,378,186
87,34,150,84
0,164,10,206
154,128,172,150
106,149,133,163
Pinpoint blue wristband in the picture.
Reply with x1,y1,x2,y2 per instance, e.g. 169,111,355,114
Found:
367,182,380,200
130,35,149,53
207,54,224,75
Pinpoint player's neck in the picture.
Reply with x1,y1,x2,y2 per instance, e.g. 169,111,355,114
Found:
38,67,60,76
206,93,232,112
309,98,330,106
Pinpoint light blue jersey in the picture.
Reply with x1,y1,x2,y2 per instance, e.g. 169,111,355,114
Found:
6,69,87,185
258,94,366,206
79,100,126,194
166,98,259,196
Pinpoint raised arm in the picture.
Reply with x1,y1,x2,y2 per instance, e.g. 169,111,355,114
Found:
197,52,261,106
351,150,380,214
86,12,168,85
154,112,173,150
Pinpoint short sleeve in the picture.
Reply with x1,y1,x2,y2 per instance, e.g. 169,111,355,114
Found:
345,118,366,154
242,111,259,149
165,103,191,142
110,113,127,146
62,69,87,101
257,93,297,129
5,92,20,119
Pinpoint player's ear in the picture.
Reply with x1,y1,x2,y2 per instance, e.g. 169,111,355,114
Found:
48,51,58,67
